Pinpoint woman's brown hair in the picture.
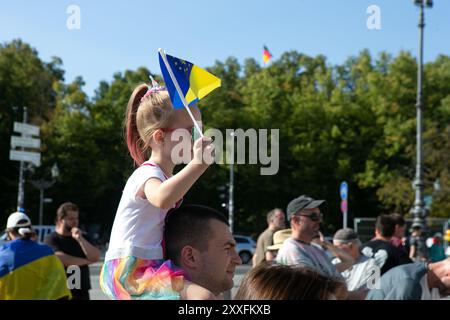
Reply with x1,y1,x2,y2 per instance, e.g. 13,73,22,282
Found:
234,262,346,300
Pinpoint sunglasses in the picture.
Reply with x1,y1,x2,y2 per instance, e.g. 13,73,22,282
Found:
297,212,323,222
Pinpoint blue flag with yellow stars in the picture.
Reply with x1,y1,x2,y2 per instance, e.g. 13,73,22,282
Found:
159,52,221,109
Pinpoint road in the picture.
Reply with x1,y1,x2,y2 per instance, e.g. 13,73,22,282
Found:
88,262,252,300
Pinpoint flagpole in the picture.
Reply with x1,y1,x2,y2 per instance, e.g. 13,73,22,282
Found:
158,48,204,138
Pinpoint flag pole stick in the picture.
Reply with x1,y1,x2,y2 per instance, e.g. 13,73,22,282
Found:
158,48,204,138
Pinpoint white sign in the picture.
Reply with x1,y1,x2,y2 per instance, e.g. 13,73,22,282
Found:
10,136,41,149
13,122,40,136
9,150,41,167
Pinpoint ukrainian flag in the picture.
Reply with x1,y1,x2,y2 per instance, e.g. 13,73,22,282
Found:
159,52,221,109
0,239,71,300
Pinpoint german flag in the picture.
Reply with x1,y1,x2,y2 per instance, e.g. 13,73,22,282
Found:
263,46,273,65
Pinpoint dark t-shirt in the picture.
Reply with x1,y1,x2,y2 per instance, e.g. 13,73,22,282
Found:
362,239,412,275
409,236,428,261
44,232,91,294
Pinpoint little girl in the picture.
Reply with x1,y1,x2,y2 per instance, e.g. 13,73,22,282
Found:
100,78,215,300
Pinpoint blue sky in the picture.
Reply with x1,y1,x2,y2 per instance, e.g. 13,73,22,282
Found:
1,0,449,97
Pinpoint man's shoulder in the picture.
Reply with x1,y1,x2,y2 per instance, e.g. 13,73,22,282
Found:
363,239,395,250
43,231,59,243
279,238,311,256
257,228,273,242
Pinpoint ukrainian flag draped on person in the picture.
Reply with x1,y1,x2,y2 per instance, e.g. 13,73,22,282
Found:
0,239,71,300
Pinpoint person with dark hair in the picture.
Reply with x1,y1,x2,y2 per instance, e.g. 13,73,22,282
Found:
1,212,71,300
389,213,407,250
44,202,100,300
252,208,286,267
361,214,412,275
408,223,428,262
235,263,347,300
164,205,242,299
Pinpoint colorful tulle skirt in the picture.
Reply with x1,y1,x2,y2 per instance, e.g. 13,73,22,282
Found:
99,256,186,300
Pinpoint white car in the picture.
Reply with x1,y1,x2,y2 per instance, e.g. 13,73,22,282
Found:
233,235,256,264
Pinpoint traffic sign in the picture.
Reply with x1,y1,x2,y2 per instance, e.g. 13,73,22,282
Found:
9,150,41,167
13,122,40,136
341,199,348,213
10,136,41,149
340,181,348,200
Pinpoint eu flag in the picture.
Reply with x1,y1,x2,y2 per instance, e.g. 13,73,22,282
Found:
159,52,221,109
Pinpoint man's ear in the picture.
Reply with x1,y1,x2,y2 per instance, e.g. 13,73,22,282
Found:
180,246,200,269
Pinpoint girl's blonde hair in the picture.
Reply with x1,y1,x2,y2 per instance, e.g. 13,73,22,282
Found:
125,83,175,166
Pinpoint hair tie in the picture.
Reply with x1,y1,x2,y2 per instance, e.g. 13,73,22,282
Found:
141,76,166,102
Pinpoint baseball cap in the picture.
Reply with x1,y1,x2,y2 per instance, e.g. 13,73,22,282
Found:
267,229,291,251
6,212,32,229
333,228,359,243
286,195,326,220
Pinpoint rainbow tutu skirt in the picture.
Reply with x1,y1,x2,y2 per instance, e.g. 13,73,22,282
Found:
100,256,186,300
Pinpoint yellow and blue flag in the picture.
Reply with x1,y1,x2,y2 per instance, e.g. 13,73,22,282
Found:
0,239,71,300
159,52,221,109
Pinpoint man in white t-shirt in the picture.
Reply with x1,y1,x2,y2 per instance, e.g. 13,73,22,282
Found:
332,228,378,292
276,195,344,279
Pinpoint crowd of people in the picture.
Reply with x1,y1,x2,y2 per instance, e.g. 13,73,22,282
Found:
251,195,450,300
0,203,100,300
1,78,449,301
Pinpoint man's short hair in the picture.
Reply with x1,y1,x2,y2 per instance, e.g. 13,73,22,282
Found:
56,202,79,222
375,214,396,238
164,205,229,265
390,213,406,227
267,208,283,225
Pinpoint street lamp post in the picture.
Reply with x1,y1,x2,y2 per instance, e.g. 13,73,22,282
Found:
31,163,59,225
228,132,235,234
410,0,433,230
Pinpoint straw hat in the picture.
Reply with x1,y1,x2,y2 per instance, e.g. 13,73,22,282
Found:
267,229,291,251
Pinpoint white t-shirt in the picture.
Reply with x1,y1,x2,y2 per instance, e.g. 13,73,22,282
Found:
105,161,178,261
333,255,378,291
276,237,343,280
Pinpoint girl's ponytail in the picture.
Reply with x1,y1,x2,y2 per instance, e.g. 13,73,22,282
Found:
125,84,148,166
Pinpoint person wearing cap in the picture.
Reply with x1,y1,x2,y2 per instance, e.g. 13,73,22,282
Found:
265,228,291,262
361,214,412,276
252,208,286,267
0,212,71,300
276,195,344,279
332,228,378,292
366,257,450,300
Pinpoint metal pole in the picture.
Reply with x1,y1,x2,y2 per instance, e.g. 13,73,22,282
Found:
17,106,27,211
343,211,347,229
228,132,235,233
39,186,44,225
411,2,426,231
